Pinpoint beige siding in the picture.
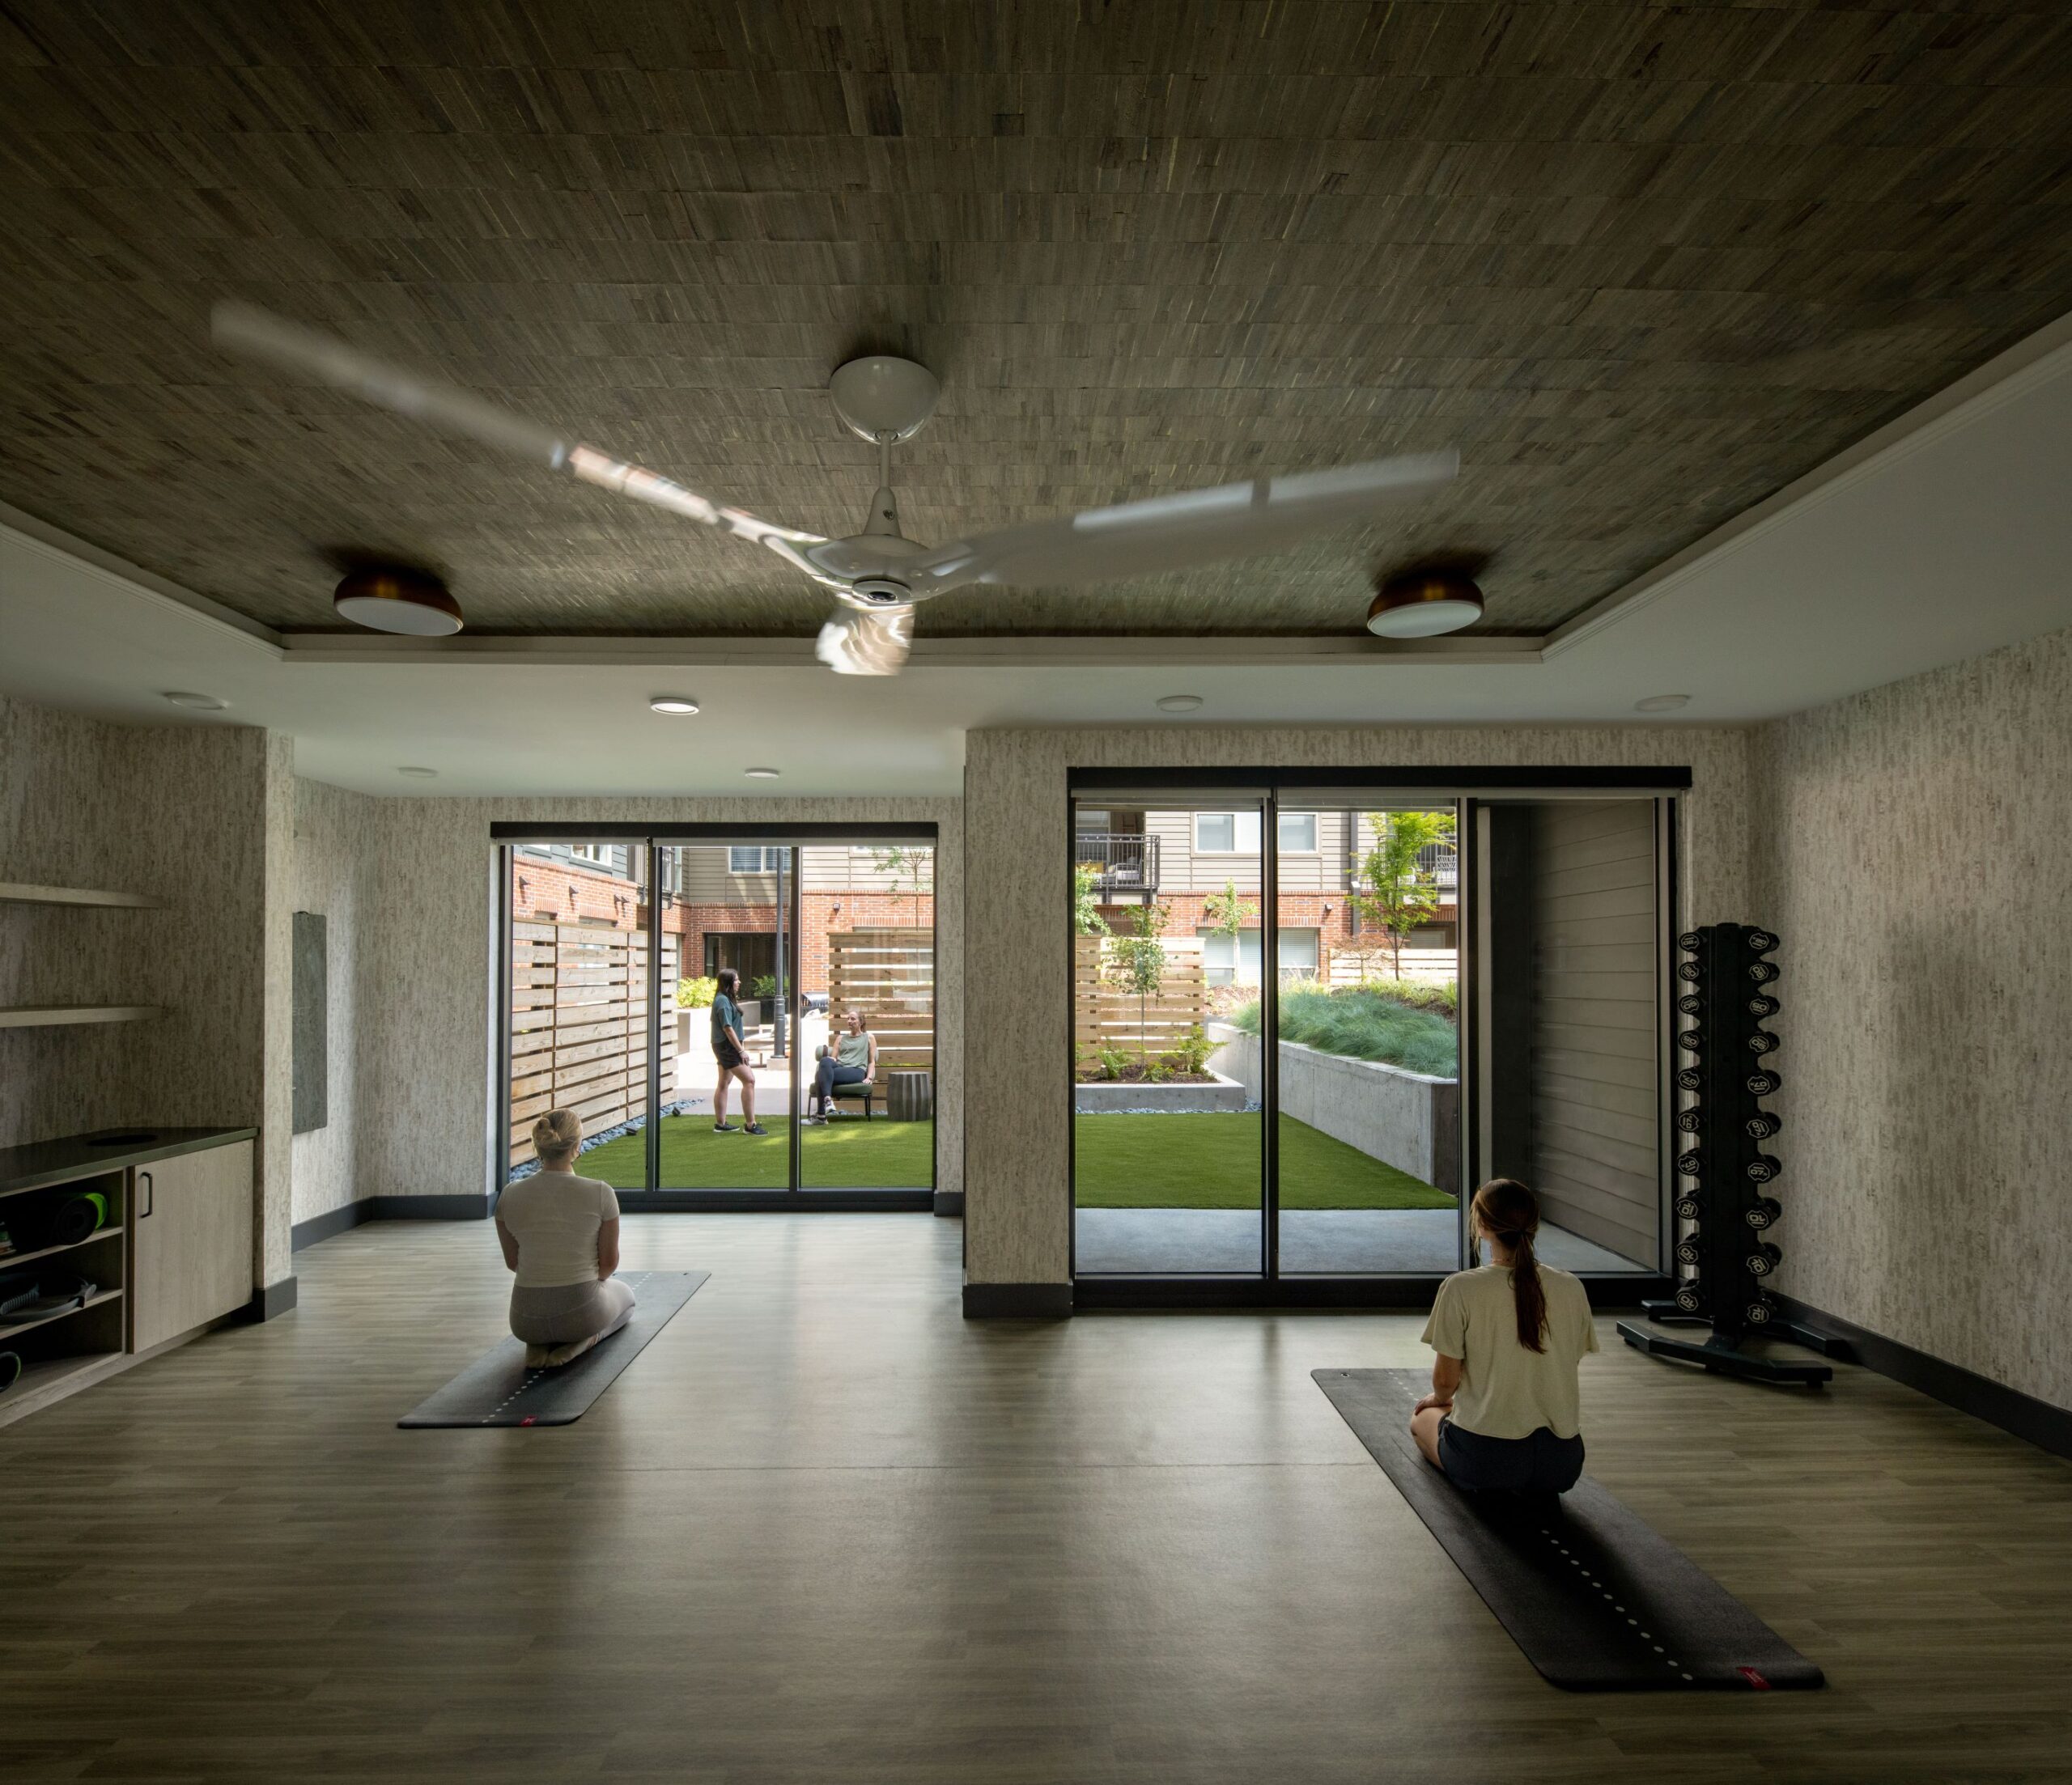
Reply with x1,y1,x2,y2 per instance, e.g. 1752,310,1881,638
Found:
665,844,933,903
1529,801,1661,1266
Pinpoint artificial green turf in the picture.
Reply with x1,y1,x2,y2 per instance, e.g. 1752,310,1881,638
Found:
573,1110,1449,1208
578,1115,935,1189
1072,1112,1452,1210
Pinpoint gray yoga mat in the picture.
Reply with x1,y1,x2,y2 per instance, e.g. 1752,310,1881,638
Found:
1314,1368,1824,1692
399,1271,707,1427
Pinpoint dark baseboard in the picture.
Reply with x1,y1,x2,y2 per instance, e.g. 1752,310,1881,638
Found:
368,1193,496,1222
1769,1294,2072,1461
932,1190,964,1217
291,1201,369,1252
962,1282,1073,1319
241,1276,297,1321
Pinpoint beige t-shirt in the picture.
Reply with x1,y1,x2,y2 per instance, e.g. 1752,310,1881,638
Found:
496,1169,619,1288
1420,1262,1599,1440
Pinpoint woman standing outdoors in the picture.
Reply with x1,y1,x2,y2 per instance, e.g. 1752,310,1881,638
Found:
1412,1178,1599,1495
710,966,767,1137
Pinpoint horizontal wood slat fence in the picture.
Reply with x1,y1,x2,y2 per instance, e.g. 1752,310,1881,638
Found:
510,921,678,1166
826,926,934,1087
1075,936,1212,1057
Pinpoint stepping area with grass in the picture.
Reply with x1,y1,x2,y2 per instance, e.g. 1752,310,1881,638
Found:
573,1110,1446,1207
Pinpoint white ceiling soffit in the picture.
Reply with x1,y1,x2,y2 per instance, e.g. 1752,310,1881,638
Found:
2,307,2070,799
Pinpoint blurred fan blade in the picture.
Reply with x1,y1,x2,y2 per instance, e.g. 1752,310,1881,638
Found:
815,604,915,676
912,451,1458,593
211,303,831,574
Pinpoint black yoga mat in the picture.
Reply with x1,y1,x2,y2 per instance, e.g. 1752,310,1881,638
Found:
399,1271,707,1428
1314,1368,1824,1692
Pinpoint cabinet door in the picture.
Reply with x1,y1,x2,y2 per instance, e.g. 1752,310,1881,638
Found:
132,1140,255,1353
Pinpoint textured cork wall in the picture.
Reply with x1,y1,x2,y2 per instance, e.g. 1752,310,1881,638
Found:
1755,624,2072,1410
963,725,1757,1288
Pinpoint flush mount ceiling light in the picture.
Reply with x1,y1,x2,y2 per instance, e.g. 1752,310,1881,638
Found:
649,695,701,714
744,766,781,779
1366,568,1484,638
1156,693,1204,714
162,690,228,710
333,566,463,636
397,765,439,779
1635,693,1692,714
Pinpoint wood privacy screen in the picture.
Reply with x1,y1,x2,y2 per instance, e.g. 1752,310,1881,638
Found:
510,921,679,1167
826,927,933,1086
1074,936,1212,1058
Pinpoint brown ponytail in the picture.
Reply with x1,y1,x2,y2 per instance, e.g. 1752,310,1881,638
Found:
1472,1177,1548,1354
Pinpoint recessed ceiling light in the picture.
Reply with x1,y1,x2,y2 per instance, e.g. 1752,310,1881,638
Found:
1634,693,1692,714
744,766,781,779
397,765,439,779
649,694,701,715
1368,569,1484,638
162,691,228,711
1156,694,1204,714
333,566,463,636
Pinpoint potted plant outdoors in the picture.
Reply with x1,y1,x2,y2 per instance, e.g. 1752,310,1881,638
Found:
675,975,716,1054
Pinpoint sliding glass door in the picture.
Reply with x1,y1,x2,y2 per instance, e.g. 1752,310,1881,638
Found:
499,827,935,1205
1068,776,1675,1289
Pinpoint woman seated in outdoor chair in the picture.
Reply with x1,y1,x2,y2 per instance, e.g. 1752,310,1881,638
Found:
495,1109,636,1370
1410,1178,1599,1496
805,1010,877,1123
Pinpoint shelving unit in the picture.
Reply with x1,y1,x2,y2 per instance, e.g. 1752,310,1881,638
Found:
0,1004,164,1028
0,882,163,909
0,1171,127,1421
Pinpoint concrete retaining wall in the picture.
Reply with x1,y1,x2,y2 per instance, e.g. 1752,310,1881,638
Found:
1074,1070,1248,1114
1209,1024,1458,1191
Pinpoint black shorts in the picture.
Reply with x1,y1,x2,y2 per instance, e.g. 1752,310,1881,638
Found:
713,1041,744,1071
1437,1418,1585,1495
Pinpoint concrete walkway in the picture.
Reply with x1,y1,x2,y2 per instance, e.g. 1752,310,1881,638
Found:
1073,1207,1645,1274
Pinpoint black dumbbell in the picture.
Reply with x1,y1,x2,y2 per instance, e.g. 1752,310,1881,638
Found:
1744,1111,1781,1140
1677,1067,1703,1093
1676,959,1704,983
1674,1278,1705,1314
1747,994,1780,1018
1747,1029,1778,1055
1679,1029,1705,1053
1675,1109,1703,1134
1745,1198,1781,1231
1744,930,1779,955
1744,1294,1776,1325
1675,1235,1704,1266
1676,1150,1704,1178
1747,959,1778,984
1678,930,1706,954
1744,1242,1781,1278
1678,993,1705,1016
1746,1154,1781,1184
1745,1069,1781,1097
1675,1192,1702,1220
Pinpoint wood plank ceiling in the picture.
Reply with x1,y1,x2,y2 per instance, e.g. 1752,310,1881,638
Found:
2,2,2070,639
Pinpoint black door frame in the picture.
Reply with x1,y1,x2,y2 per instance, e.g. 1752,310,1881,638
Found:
493,821,937,1211
1065,769,1684,1308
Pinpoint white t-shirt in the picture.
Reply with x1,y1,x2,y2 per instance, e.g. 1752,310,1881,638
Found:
1420,1262,1599,1440
496,1169,619,1288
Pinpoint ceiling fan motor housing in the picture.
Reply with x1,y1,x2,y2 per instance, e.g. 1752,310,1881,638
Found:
851,577,911,604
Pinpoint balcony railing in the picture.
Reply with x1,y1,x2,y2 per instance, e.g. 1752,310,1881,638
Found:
1076,832,1161,894
1416,843,1459,891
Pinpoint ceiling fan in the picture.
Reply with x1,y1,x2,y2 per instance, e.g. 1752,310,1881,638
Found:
211,303,1461,674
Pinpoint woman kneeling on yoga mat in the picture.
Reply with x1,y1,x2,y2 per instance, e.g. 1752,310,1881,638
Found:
496,1109,637,1371
1412,1178,1599,1495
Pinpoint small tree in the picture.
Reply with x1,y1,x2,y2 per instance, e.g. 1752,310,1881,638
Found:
872,845,931,926
1350,810,1458,976
1106,901,1171,1066
1335,940,1392,986
1202,878,1255,943
1072,861,1112,938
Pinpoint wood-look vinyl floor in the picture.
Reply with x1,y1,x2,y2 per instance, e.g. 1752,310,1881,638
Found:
2,1214,2069,1783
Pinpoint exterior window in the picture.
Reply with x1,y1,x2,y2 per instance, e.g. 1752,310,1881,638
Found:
1194,812,1262,854
1195,926,1320,986
728,846,784,874
1277,812,1317,854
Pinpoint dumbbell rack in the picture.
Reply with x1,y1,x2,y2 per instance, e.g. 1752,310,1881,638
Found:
1616,923,1838,1388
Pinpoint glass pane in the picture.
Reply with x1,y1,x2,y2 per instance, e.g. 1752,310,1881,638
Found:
1273,804,1463,1274
1074,797,1263,1274
800,843,936,1190
1278,812,1318,854
505,842,660,1193
648,845,794,1190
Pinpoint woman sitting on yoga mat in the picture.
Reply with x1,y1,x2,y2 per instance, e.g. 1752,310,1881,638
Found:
1412,1178,1599,1495
496,1109,637,1371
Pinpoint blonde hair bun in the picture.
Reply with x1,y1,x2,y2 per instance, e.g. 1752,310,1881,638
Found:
532,1108,584,1164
